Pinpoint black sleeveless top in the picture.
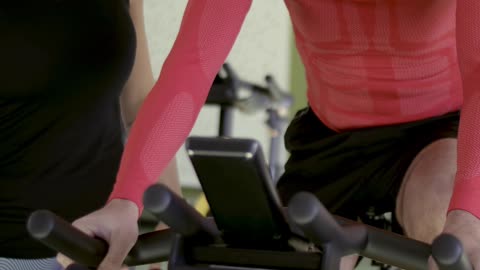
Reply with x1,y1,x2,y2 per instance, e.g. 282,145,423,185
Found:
0,0,136,258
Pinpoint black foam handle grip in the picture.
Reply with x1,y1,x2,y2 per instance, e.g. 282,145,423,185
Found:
432,234,473,270
287,192,365,250
143,184,220,241
128,230,174,265
27,210,173,267
27,210,108,267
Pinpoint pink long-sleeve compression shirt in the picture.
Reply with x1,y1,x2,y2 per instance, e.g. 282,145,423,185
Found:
110,0,480,218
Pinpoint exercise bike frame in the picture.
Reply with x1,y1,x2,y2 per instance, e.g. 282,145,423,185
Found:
27,185,472,270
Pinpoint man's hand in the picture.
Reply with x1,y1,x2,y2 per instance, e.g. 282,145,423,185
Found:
430,210,480,269
56,199,139,270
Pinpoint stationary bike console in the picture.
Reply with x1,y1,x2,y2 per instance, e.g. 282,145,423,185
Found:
186,136,291,247
174,136,322,270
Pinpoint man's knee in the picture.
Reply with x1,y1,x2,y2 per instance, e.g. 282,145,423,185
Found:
395,138,457,238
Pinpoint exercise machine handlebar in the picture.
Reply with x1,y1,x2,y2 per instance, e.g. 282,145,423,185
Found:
27,210,173,268
28,185,474,270
288,192,472,270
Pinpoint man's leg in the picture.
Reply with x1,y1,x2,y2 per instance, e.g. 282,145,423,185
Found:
395,138,457,243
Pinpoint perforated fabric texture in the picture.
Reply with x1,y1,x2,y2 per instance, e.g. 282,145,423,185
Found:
448,0,480,218
109,0,252,212
284,0,462,130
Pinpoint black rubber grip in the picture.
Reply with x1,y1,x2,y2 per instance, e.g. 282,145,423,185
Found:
432,234,473,270
287,192,365,250
361,225,430,270
27,210,107,267
127,230,174,265
143,184,220,242
27,210,173,267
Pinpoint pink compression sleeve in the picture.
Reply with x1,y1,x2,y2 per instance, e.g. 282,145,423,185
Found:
109,0,252,212
448,0,480,218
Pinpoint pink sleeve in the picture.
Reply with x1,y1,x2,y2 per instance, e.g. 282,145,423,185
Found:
448,0,480,218
109,0,252,212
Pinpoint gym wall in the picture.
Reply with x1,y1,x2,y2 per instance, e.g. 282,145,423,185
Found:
144,0,292,188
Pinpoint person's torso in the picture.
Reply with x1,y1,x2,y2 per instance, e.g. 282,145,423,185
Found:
285,0,462,130
0,0,136,258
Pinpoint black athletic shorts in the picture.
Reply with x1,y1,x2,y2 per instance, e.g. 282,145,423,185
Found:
276,107,460,232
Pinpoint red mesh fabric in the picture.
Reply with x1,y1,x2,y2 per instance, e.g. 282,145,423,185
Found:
109,0,252,212
285,0,461,130
449,0,480,218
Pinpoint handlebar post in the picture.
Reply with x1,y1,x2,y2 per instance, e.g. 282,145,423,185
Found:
143,184,220,243
219,105,234,137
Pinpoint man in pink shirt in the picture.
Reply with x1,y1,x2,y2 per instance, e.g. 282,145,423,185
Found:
60,1,480,269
